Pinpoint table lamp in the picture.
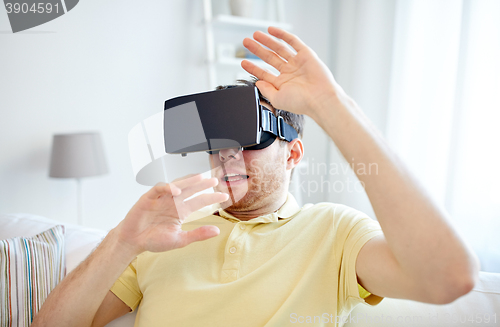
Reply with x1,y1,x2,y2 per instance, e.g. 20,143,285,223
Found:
49,132,108,225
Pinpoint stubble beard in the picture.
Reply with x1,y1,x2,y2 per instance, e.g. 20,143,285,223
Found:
215,157,287,212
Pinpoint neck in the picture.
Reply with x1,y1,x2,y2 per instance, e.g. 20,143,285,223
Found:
224,192,288,221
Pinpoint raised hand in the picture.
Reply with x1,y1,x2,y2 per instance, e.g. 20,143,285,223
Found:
242,26,343,119
115,174,229,256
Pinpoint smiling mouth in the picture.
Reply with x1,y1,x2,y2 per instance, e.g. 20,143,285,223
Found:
223,173,249,182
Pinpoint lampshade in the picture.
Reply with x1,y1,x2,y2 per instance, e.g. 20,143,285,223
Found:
49,132,108,178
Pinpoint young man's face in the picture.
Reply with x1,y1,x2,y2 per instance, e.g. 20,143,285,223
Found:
209,138,289,212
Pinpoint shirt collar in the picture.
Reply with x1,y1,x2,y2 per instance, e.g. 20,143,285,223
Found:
216,193,301,224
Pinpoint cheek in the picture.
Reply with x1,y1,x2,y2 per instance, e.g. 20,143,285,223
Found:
209,154,218,166
243,143,286,174
245,157,282,179
245,152,268,170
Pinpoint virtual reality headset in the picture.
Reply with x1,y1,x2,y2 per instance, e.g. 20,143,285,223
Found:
163,86,298,155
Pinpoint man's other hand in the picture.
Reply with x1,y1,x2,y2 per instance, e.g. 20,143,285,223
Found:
241,26,342,120
115,174,229,257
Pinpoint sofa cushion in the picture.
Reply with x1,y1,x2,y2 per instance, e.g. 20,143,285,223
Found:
0,213,107,272
0,213,137,327
0,225,66,327
345,271,500,326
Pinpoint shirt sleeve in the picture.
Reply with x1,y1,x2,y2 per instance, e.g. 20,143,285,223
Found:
358,283,371,299
333,205,384,314
110,257,143,311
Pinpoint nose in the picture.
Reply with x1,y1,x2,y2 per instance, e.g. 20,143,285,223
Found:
219,147,242,162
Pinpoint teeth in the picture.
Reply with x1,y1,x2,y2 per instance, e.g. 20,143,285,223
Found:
223,174,248,182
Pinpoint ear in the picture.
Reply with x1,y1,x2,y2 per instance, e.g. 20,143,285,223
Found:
285,138,304,171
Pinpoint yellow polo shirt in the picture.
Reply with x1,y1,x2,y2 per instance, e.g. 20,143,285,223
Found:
110,193,384,326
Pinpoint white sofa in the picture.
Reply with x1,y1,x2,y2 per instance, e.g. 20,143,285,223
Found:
1,213,499,327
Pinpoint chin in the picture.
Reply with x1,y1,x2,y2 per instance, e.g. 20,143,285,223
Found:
223,195,259,212
214,173,286,213
218,188,258,211
220,185,281,212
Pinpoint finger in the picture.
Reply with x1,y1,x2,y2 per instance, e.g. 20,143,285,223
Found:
183,192,229,213
243,37,287,71
252,30,295,60
147,174,207,200
176,177,219,201
254,80,278,105
146,183,180,199
240,59,278,85
174,225,220,248
172,173,198,183
267,26,307,53
170,174,204,190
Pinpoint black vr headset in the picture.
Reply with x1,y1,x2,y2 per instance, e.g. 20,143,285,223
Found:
163,86,298,155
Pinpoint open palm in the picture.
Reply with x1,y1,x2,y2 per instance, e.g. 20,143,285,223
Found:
241,27,341,118
116,174,228,256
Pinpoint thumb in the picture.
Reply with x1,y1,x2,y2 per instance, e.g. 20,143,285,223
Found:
256,80,278,104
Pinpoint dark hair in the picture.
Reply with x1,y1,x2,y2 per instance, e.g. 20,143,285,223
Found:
215,77,305,143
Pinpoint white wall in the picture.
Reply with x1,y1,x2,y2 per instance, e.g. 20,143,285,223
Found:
285,0,333,205
0,0,335,229
326,0,397,220
1,0,210,230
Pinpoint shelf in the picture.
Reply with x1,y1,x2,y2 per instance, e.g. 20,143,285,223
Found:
212,15,292,30
203,0,288,88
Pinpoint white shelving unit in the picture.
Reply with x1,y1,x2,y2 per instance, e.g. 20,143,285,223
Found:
202,0,291,89
212,14,291,30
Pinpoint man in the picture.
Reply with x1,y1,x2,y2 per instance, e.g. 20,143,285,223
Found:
33,27,479,326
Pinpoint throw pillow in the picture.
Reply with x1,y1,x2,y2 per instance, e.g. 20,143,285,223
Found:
0,225,66,326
